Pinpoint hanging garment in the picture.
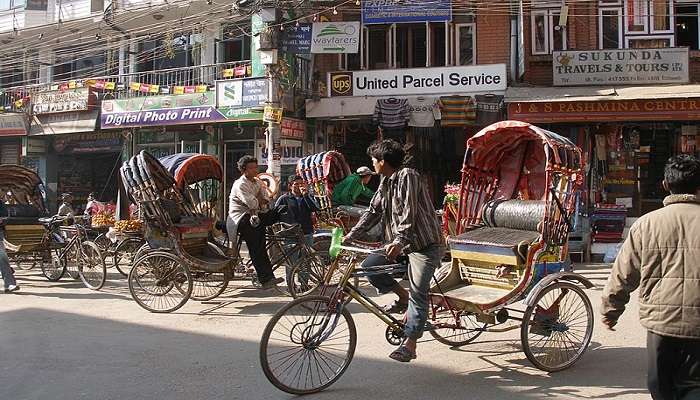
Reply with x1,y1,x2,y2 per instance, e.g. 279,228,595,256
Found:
475,94,504,126
438,95,476,127
373,98,410,129
408,96,441,128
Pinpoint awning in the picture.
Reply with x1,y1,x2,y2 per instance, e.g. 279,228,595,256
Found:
29,110,99,135
505,84,700,123
306,97,375,119
0,113,28,136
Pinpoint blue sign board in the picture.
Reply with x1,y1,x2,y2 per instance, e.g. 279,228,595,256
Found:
361,0,452,24
281,23,312,54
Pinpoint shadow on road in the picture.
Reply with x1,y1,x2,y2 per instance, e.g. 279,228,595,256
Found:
0,307,648,400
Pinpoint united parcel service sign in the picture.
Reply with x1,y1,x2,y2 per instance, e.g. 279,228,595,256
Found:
327,64,507,97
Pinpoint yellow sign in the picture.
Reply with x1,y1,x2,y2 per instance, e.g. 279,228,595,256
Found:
263,106,283,124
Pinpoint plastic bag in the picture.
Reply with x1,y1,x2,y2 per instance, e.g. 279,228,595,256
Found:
604,243,624,263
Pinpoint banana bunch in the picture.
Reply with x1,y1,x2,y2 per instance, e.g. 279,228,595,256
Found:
114,219,143,232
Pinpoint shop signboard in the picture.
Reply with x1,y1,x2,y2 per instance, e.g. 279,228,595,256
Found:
263,106,283,124
281,118,306,140
311,22,360,54
259,139,303,165
508,98,700,123
32,88,91,114
30,111,99,135
328,64,507,97
216,78,269,108
101,92,227,129
281,24,312,53
362,0,452,24
553,48,689,86
53,132,123,153
0,113,28,136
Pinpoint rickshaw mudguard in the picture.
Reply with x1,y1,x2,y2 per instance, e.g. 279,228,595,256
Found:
522,271,595,307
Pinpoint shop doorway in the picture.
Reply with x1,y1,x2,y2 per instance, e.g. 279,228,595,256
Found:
223,140,255,212
57,152,122,214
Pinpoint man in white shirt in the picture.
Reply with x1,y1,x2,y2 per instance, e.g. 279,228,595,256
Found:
227,155,284,289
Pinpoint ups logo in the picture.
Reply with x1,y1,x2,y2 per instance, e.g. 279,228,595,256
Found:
330,72,353,96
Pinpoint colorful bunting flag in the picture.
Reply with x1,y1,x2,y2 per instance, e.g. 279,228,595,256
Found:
105,81,116,90
195,85,207,93
184,86,195,94
129,82,141,91
174,86,185,95
160,86,170,94
223,69,234,78
149,84,160,93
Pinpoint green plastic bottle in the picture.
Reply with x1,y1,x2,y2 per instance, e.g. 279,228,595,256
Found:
329,227,343,259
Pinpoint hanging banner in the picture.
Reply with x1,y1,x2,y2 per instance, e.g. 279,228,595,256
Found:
311,22,360,54
100,92,226,128
32,88,91,114
362,0,452,24
553,48,689,86
263,106,283,124
281,118,306,140
281,23,312,53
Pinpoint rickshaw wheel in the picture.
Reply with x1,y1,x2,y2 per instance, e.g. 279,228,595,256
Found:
128,251,193,313
190,269,230,301
41,249,66,281
521,281,594,372
78,241,107,291
430,309,486,347
113,238,145,277
286,253,328,299
94,234,112,252
260,295,357,395
65,244,81,280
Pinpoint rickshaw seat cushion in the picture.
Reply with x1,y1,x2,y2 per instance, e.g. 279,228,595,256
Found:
449,227,539,256
5,205,43,218
2,216,43,225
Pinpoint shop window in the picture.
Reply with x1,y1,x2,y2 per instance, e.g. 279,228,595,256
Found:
53,46,109,81
431,23,447,67
137,34,195,74
366,25,391,69
219,24,252,63
600,0,677,48
531,8,566,55
676,3,700,49
600,8,624,48
0,0,25,10
455,23,476,65
396,24,427,68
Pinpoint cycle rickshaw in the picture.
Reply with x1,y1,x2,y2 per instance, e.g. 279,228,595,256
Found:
0,165,106,289
259,120,595,394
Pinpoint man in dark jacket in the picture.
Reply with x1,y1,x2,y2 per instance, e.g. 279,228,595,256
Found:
0,201,19,293
602,154,700,400
275,175,319,252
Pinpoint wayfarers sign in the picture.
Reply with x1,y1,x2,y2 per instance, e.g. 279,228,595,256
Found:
361,0,452,24
328,64,507,97
311,22,360,54
553,48,689,86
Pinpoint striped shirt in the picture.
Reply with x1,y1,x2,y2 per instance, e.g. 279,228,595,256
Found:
438,95,476,127
373,98,410,129
348,168,443,252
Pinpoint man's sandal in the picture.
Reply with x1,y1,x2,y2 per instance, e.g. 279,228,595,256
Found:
389,344,416,363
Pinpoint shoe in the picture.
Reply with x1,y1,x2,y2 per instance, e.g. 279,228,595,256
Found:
4,285,20,293
261,277,284,289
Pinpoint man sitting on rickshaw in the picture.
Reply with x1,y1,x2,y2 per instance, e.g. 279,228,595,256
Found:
227,155,285,289
344,140,444,363
276,175,319,250
332,166,375,206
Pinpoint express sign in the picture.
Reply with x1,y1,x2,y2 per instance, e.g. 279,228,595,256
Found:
328,64,507,97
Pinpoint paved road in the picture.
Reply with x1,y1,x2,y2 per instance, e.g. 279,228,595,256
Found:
0,264,650,400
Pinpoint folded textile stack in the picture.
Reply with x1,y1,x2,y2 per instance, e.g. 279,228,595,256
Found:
591,204,627,243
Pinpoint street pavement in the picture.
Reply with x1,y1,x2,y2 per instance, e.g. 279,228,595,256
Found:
0,263,650,400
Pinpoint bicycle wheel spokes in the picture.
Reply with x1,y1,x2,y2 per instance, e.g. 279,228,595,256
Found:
78,242,107,290
261,296,356,395
522,282,594,372
65,244,81,280
128,252,192,313
41,249,66,281
430,308,485,347
288,254,328,298
190,270,229,301
114,238,144,277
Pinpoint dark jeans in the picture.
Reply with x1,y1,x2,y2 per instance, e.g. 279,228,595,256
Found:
233,213,276,284
0,230,16,289
648,331,700,400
